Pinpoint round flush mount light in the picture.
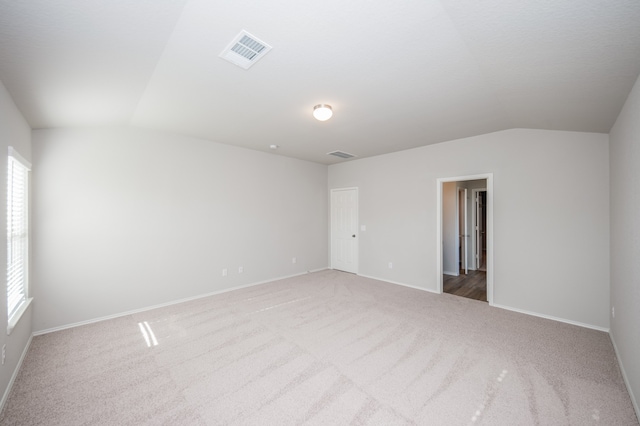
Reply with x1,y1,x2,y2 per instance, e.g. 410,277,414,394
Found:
269,144,279,150
313,104,333,121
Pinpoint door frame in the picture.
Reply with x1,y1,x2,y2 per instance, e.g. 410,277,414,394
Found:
329,187,359,274
436,174,494,304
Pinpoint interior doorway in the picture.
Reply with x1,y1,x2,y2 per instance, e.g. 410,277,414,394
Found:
437,174,493,304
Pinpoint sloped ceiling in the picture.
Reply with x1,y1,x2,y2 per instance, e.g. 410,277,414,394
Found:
1,0,639,164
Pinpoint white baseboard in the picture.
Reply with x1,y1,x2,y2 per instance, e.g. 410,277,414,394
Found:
609,333,640,421
357,274,608,333
19,269,634,420
0,333,33,413
491,303,609,332
34,268,328,336
443,270,458,276
358,274,440,295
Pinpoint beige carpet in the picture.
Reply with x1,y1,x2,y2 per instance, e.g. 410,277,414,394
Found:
1,270,637,425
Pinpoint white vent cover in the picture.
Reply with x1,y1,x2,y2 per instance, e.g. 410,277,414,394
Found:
220,30,272,69
327,151,356,159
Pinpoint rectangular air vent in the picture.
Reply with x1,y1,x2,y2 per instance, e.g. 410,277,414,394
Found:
220,30,272,69
327,151,356,159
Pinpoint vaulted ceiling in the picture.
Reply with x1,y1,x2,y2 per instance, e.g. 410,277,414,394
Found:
1,0,639,164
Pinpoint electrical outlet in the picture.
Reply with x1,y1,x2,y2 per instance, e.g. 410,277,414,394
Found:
612,307,615,318
238,266,243,274
388,262,393,269
2,344,5,365
222,268,227,277
292,257,297,264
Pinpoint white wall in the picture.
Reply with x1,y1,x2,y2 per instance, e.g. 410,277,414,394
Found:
0,80,32,407
609,73,640,416
328,128,610,329
32,127,328,332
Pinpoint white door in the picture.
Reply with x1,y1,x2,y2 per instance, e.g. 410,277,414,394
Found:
476,190,486,271
331,188,358,273
458,188,468,274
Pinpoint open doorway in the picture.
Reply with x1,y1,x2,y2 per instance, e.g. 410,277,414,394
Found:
437,174,493,304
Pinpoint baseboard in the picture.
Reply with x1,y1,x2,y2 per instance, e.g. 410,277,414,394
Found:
0,333,33,413
34,268,328,336
443,270,458,276
491,303,609,333
356,274,609,333
358,274,440,295
609,333,640,421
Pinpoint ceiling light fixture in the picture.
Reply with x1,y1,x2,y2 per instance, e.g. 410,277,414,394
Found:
313,104,333,121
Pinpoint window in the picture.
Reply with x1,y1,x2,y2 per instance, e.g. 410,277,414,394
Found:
7,147,31,334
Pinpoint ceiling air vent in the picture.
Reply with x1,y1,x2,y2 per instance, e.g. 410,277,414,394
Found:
220,30,272,69
327,151,356,159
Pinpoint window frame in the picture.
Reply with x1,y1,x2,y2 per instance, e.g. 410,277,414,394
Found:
7,146,32,335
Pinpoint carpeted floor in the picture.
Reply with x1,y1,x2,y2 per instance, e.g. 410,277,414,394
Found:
1,270,637,425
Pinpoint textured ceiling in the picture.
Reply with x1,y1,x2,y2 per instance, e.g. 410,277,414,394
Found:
1,0,639,164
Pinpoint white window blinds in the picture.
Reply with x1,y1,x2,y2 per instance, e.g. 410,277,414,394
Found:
7,147,30,324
